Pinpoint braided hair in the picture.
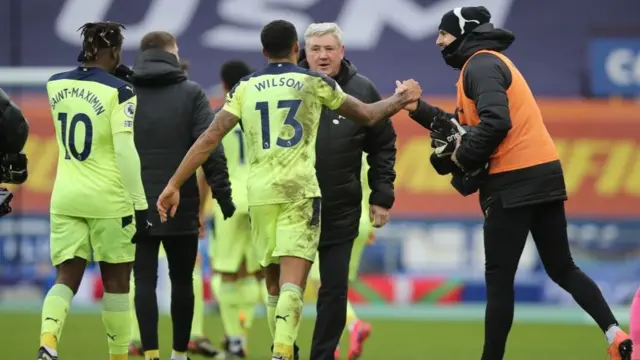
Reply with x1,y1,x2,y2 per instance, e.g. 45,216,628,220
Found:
77,21,126,62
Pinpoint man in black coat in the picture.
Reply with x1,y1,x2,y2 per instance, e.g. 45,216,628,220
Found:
299,22,397,360
129,31,235,360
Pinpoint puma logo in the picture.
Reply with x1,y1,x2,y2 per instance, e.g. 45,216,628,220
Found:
275,315,289,322
107,333,116,341
44,317,59,323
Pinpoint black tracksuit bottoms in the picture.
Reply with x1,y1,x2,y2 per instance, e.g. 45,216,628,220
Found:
481,199,618,359
310,239,355,360
133,234,199,352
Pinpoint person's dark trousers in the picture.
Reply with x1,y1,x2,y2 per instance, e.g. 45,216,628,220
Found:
481,199,618,359
310,239,354,360
134,234,199,353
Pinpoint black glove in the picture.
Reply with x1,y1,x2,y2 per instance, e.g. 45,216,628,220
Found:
114,64,133,83
132,209,152,243
430,152,459,175
217,197,236,220
450,163,489,196
430,117,467,158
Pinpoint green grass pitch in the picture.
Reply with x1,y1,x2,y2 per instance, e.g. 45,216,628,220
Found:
3,311,617,359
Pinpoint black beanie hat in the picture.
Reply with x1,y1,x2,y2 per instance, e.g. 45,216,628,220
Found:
439,6,491,38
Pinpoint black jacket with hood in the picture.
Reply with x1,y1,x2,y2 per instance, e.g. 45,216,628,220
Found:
299,51,397,246
409,24,567,210
131,49,232,236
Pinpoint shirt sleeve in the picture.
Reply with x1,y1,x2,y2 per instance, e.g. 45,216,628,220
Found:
315,74,347,110
222,81,245,118
110,85,137,134
110,85,147,210
113,131,147,211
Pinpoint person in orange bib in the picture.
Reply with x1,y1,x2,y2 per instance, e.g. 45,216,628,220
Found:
401,6,632,360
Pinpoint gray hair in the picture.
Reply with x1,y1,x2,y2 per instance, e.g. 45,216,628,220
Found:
304,22,344,46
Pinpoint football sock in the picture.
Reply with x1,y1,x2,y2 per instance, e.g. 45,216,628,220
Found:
190,267,204,338
40,284,74,354
239,276,259,330
212,273,222,304
218,280,244,337
273,283,304,359
267,295,279,339
632,287,640,359
346,300,358,332
128,273,141,343
102,292,131,357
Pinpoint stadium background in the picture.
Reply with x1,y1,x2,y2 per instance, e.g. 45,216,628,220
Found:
1,0,640,358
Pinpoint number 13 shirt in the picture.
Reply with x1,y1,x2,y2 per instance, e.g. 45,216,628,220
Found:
222,62,347,206
47,66,138,218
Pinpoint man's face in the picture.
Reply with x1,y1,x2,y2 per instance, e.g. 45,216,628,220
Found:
436,30,457,50
305,34,344,77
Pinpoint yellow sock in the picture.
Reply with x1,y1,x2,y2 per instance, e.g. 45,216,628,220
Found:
102,293,131,357
267,295,278,339
110,354,127,360
190,267,204,338
238,276,259,330
129,272,141,343
273,283,304,359
346,300,358,331
40,284,74,350
144,349,159,359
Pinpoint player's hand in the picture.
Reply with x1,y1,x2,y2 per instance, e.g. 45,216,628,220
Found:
157,184,180,223
369,204,389,228
217,197,236,220
395,80,422,104
114,64,133,82
132,209,153,243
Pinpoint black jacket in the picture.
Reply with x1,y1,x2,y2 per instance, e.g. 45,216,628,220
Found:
299,54,397,246
131,50,231,236
409,23,566,210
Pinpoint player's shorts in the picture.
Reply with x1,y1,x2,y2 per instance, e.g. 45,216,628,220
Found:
210,209,260,274
309,214,374,282
49,213,136,266
249,197,321,267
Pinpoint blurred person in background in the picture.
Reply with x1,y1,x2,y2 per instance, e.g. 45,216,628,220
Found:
196,60,264,359
404,6,632,360
129,31,235,360
128,56,220,359
299,22,397,360
39,22,150,360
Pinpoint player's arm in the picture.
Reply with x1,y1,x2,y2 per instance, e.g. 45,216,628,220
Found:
111,85,147,210
190,85,232,202
167,83,244,190
315,74,417,126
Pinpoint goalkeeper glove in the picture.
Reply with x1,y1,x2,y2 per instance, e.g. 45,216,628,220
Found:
114,64,133,83
431,117,467,158
132,209,153,243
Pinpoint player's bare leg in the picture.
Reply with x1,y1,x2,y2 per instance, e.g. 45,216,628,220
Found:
100,261,134,360
37,257,87,360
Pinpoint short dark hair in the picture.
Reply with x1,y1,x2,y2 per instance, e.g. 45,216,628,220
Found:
220,60,252,90
140,31,176,51
77,22,125,61
260,20,298,58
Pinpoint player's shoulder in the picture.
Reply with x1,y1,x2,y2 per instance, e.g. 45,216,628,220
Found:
49,67,135,103
227,73,257,100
